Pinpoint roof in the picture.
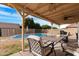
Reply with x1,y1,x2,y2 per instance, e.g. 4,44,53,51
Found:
3,3,79,24
66,23,77,28
0,22,20,29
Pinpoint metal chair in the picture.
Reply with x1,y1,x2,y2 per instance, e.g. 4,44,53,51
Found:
27,35,56,56
60,39,75,56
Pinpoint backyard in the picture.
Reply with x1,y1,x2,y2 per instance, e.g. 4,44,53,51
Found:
0,3,79,56
0,37,28,56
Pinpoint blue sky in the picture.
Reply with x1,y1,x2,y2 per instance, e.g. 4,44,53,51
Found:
0,4,22,25
0,4,52,26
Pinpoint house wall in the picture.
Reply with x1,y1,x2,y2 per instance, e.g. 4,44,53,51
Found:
64,28,77,39
0,23,20,37
64,28,77,34
1,28,20,37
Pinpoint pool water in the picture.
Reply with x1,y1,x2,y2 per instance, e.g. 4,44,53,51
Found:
34,33,47,37
12,33,47,39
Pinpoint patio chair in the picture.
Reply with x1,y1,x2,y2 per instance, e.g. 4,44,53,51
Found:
61,42,74,55
27,35,56,56
60,39,78,56
60,31,79,56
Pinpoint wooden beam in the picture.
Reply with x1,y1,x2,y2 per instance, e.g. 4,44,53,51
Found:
47,4,79,24
4,3,62,24
14,4,59,24
46,4,78,17
24,6,59,24
34,4,48,11
40,4,66,15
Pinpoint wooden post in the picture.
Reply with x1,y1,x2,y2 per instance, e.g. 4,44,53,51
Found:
17,10,28,52
22,12,25,52
22,11,28,52
77,22,79,47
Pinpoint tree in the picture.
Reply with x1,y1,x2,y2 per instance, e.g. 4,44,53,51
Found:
24,18,41,29
52,27,58,29
28,18,35,29
35,23,41,29
41,25,51,29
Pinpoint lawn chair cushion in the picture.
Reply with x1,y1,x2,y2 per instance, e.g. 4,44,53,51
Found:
27,35,40,41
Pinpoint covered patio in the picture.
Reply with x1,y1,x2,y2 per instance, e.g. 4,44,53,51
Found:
2,3,79,56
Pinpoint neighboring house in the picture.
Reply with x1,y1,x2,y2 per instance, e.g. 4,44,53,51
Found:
0,22,20,37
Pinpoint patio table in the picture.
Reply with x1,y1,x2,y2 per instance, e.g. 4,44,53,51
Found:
42,35,64,45
41,35,65,51
41,36,65,56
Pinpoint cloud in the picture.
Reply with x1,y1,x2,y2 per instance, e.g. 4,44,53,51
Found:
0,4,22,19
0,16,21,25
0,10,19,18
0,10,22,21
0,15,22,24
0,4,22,24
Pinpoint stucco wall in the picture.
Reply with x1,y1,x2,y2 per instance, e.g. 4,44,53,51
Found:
64,28,77,39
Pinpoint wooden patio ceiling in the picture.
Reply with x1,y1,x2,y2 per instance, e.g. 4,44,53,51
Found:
3,3,79,24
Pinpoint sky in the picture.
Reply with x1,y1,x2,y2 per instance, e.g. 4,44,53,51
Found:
0,4,22,25
27,15,52,26
60,24,70,29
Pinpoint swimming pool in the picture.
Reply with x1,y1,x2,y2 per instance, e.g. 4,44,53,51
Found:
12,33,47,39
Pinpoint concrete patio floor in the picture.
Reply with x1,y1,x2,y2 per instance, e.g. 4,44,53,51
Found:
10,50,67,56
10,47,66,56
10,40,77,56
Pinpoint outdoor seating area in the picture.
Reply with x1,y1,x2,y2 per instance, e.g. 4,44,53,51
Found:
1,3,79,56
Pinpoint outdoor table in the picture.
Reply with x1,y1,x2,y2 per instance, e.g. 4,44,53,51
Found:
41,36,65,56
42,35,65,49
43,35,64,44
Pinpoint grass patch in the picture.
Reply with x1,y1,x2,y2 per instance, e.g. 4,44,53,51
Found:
0,39,28,56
